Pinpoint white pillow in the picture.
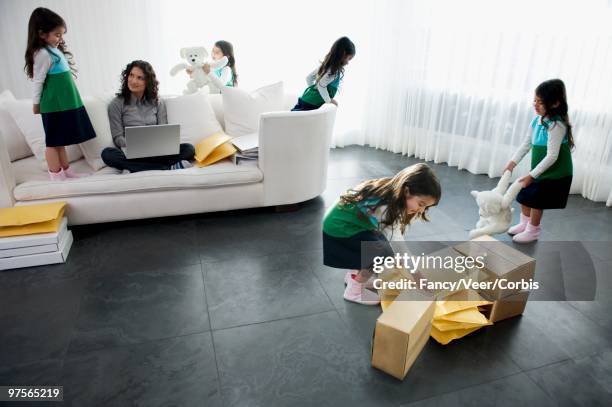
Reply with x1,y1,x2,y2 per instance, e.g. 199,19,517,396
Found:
79,97,115,170
165,92,223,144
222,82,285,137
5,99,83,167
0,90,32,161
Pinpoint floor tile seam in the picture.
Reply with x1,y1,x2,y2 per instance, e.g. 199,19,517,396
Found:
198,263,228,406
210,309,338,333
199,248,324,275
62,327,212,358
397,370,534,406
92,258,203,277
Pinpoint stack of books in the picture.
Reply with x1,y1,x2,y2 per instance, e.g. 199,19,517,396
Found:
231,133,259,164
0,202,73,270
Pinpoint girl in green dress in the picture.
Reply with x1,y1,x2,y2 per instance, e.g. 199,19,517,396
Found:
25,7,96,180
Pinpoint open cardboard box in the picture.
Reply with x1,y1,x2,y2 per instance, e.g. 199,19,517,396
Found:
371,291,434,380
453,236,535,300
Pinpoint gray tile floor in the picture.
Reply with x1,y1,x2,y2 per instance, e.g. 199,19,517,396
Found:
1,146,611,406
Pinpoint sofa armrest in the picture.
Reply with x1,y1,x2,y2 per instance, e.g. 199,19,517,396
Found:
258,104,336,206
0,128,16,207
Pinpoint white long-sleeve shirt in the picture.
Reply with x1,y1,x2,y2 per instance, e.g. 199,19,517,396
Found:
31,49,53,104
511,120,567,179
207,66,232,94
305,68,338,103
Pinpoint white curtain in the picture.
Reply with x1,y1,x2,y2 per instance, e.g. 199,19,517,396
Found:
361,0,612,206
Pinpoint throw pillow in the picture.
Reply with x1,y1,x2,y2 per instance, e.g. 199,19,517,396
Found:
165,92,223,145
221,82,284,137
0,90,32,161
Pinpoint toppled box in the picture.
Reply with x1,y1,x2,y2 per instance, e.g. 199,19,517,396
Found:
453,236,535,300
371,291,434,380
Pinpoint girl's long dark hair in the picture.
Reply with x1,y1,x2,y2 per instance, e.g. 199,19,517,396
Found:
317,36,355,82
117,60,160,105
215,40,238,86
536,79,575,150
24,7,75,79
340,163,441,234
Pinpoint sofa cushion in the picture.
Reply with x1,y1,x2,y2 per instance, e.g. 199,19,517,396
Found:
165,92,223,145
12,157,262,201
5,99,83,167
222,82,285,137
0,90,33,161
78,96,116,170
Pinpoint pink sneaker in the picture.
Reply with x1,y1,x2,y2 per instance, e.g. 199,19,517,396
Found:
63,166,90,178
344,271,376,289
512,223,541,243
343,276,380,305
48,169,66,181
508,213,530,235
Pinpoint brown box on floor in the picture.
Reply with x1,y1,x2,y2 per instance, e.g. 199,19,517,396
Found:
413,246,481,298
453,236,535,300
371,291,435,380
483,290,530,323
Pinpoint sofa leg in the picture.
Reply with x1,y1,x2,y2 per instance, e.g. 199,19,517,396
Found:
275,204,300,213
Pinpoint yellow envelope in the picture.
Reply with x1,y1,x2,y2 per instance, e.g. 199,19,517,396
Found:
430,325,484,345
195,132,237,166
435,307,491,325
435,299,492,317
0,202,66,237
196,142,237,167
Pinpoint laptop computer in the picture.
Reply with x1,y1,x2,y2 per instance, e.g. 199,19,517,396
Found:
122,124,180,159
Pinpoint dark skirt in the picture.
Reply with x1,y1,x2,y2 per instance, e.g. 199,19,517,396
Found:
516,176,572,209
291,98,319,111
42,106,96,147
323,230,394,270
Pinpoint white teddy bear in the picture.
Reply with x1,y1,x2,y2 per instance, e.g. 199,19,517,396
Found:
169,47,228,95
469,170,523,239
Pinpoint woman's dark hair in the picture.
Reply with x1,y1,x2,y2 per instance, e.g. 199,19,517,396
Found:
24,7,75,78
536,79,574,150
214,40,238,86
340,163,441,234
117,60,160,104
317,36,355,82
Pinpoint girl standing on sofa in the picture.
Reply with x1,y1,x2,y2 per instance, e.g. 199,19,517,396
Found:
187,40,238,93
322,163,441,305
24,7,96,180
292,36,355,111
504,79,574,243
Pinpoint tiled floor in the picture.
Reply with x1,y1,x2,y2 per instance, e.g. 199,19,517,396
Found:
1,146,611,406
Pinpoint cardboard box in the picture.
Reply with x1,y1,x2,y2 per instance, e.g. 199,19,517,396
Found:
483,290,530,323
413,246,480,297
371,291,434,380
453,238,535,299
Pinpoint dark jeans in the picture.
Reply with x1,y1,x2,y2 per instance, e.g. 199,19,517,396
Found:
101,143,195,173
291,98,319,111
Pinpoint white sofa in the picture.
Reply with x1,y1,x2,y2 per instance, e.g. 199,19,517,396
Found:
0,93,336,225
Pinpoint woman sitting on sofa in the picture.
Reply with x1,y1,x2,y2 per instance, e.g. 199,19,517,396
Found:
101,60,195,172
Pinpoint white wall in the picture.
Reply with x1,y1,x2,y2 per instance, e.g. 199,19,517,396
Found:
0,0,372,140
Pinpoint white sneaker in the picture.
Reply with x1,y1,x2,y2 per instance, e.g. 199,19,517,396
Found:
343,277,380,306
